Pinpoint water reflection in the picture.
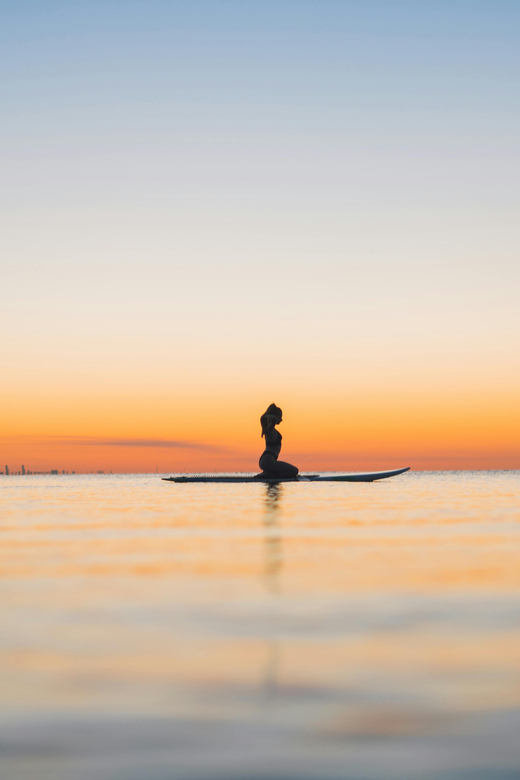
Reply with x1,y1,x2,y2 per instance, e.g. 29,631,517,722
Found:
263,483,283,593
262,483,283,698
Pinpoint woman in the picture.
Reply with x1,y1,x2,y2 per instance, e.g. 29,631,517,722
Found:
256,403,299,479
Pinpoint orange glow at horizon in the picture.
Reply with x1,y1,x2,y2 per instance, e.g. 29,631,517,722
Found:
2,386,519,472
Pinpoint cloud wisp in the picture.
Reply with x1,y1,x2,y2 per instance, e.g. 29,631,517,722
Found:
80,438,224,451
1,436,227,452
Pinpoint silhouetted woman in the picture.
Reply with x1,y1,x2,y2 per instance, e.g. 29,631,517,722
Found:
257,403,299,479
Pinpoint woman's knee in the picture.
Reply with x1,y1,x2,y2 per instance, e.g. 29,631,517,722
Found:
278,461,298,477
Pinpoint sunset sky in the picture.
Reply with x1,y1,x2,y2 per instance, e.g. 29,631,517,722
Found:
2,0,519,472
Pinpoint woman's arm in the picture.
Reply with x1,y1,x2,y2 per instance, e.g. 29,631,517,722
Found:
262,415,278,444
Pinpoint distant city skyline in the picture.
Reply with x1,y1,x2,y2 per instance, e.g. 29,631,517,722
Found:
1,466,77,475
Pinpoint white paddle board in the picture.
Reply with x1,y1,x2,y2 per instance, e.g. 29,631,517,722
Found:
162,467,410,484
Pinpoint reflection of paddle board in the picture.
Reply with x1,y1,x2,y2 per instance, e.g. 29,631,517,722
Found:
162,467,410,484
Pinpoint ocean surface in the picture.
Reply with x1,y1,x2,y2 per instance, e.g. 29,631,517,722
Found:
1,470,519,780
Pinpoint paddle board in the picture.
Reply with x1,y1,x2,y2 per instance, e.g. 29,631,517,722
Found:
162,467,410,484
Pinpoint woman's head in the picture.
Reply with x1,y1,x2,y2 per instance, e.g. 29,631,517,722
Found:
260,403,283,436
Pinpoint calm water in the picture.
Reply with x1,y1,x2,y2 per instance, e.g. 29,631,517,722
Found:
1,471,519,780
